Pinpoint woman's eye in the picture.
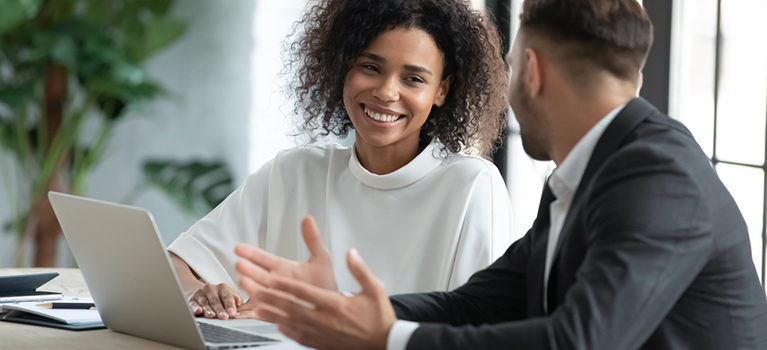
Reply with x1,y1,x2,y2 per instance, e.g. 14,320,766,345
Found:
362,64,380,73
407,76,425,84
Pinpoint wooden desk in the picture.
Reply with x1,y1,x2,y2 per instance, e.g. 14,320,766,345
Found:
0,268,302,349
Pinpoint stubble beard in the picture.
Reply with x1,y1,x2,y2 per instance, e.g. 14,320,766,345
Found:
512,81,550,161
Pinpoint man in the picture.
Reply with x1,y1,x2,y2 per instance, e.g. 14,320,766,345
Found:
232,0,767,349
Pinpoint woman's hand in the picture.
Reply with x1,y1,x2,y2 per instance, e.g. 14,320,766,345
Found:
231,300,260,319
188,282,243,320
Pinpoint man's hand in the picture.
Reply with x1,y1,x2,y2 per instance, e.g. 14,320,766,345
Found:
235,216,339,297
188,282,243,320
254,248,397,350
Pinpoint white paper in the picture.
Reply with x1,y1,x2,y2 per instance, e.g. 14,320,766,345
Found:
1,297,101,324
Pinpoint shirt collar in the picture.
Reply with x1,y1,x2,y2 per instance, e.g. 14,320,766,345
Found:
549,104,626,199
349,141,443,190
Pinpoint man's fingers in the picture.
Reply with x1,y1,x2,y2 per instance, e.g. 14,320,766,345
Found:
232,310,258,320
346,248,384,296
301,216,330,260
277,324,321,349
255,288,317,325
235,259,273,287
238,275,266,299
254,300,292,324
269,276,337,309
235,243,288,272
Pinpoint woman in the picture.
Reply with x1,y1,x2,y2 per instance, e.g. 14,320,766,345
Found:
169,0,511,320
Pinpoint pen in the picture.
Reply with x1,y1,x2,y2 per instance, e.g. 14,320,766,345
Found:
36,302,96,310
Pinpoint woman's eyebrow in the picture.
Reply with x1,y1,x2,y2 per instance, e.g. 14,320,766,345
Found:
403,64,432,76
359,52,433,76
359,52,386,62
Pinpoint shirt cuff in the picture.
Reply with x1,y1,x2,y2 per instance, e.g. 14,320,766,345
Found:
386,320,420,350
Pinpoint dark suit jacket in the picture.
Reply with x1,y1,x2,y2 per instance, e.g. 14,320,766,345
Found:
391,98,767,350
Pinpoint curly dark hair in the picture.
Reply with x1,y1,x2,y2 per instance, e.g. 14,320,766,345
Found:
283,0,508,158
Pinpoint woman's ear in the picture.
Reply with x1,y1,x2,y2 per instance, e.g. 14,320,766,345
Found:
433,75,452,107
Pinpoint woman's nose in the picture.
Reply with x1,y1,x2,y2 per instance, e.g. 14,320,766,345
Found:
372,76,399,102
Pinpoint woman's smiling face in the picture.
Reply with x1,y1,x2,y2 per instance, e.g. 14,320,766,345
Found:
343,26,450,153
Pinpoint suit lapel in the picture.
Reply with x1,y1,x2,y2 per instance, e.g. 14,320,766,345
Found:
526,183,556,317
549,98,658,271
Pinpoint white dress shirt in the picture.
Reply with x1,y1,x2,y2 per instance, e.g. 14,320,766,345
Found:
386,104,625,350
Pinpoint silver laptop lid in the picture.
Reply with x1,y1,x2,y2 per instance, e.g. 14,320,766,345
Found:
49,192,208,350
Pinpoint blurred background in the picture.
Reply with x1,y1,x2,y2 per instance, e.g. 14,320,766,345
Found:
0,0,764,294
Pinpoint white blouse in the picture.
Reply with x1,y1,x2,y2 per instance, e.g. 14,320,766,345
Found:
168,142,511,296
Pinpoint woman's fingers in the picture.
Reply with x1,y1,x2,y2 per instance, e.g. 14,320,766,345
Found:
204,285,229,319
218,285,239,316
191,283,243,320
193,293,216,319
188,299,203,315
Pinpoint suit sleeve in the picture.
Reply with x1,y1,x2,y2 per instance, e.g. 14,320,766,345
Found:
392,225,532,325
395,144,714,350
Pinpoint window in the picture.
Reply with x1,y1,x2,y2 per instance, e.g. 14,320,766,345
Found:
670,0,767,288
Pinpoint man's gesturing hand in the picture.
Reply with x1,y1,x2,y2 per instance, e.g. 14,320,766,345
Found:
234,216,339,297
255,248,397,350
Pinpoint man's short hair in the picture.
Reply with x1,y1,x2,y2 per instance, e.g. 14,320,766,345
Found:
520,0,653,82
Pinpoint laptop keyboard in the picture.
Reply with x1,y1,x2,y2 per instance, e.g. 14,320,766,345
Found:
198,321,278,344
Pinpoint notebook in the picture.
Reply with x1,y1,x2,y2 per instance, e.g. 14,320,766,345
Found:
48,192,283,349
1,297,104,330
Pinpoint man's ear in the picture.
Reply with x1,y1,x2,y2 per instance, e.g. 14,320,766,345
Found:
636,71,644,97
433,75,452,107
525,48,542,98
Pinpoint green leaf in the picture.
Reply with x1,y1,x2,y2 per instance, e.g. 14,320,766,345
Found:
85,0,113,23
141,159,234,215
0,83,36,109
0,118,14,150
0,0,42,34
49,36,78,68
139,17,185,61
136,0,173,16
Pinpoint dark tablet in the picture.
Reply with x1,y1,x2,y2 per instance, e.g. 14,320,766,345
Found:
0,272,60,297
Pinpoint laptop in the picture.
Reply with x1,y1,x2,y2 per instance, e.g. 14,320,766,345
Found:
48,192,283,349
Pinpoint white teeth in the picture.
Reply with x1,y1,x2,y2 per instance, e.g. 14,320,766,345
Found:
364,106,399,122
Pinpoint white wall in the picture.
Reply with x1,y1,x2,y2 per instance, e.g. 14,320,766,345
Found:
249,0,307,173
84,0,257,248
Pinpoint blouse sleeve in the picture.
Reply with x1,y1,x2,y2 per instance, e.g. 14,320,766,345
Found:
446,163,512,291
167,159,274,298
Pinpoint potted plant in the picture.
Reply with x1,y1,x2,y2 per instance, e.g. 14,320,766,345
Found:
0,0,187,266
